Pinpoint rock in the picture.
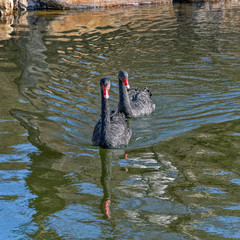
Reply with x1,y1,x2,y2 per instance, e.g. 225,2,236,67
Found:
38,0,172,9
0,0,14,16
21,0,40,10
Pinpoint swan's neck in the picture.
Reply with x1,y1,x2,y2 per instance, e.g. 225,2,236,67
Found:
118,80,133,117
101,96,110,143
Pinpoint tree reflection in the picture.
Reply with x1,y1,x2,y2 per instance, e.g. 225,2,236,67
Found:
10,108,67,238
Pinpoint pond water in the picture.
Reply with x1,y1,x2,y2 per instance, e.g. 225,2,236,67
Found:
1,1,240,239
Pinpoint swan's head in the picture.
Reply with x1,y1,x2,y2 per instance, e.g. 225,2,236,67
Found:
118,70,130,89
100,77,111,99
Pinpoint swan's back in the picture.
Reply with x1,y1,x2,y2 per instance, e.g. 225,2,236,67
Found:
92,111,132,148
128,87,155,117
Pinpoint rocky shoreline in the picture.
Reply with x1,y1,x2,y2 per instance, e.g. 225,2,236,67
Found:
0,0,172,16
0,0,238,16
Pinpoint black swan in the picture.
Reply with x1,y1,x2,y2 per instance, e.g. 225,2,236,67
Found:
118,70,155,118
92,77,132,148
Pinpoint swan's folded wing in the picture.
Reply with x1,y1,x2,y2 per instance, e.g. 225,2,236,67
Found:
92,119,101,146
109,112,132,147
128,89,139,101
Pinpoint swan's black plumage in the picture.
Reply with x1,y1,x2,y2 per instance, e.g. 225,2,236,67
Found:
92,77,132,148
118,70,155,118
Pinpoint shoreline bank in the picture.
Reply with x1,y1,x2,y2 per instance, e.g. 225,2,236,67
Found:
0,0,239,16
1,0,171,16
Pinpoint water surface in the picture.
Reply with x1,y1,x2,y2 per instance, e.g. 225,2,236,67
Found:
0,2,240,239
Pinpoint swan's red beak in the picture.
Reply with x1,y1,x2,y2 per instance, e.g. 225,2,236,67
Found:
102,84,110,99
123,77,130,89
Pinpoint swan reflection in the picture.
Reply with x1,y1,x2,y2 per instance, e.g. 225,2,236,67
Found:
99,148,127,219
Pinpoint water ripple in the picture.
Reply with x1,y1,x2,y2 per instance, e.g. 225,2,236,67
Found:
1,2,240,239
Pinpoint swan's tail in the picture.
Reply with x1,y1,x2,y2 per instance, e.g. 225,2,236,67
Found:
143,87,152,97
